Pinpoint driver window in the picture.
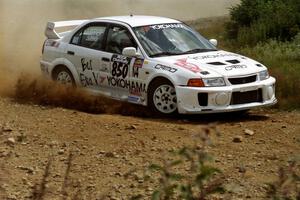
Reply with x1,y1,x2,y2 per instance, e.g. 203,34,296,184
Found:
105,25,137,54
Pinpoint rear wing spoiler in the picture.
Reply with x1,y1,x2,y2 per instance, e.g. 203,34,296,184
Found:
45,20,88,39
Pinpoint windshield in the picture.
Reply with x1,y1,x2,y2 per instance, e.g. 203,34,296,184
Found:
133,23,217,57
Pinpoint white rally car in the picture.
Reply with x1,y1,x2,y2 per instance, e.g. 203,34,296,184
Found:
40,15,277,115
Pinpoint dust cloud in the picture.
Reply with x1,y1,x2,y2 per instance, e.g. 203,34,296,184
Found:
0,0,239,112
13,74,152,116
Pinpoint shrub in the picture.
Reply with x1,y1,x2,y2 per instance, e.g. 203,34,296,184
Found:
226,0,300,46
239,33,300,109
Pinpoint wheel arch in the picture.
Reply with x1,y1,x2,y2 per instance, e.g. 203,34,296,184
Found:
148,76,174,88
146,75,175,105
51,64,69,79
50,58,81,86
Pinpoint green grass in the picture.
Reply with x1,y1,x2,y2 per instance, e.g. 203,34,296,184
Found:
190,18,300,110
240,38,300,109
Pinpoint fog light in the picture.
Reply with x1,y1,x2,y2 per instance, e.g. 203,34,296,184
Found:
215,93,229,105
267,86,274,99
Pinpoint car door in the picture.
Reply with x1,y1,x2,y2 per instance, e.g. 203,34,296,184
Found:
66,23,111,94
103,24,141,100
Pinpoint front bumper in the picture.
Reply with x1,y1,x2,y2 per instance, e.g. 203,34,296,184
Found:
176,77,277,114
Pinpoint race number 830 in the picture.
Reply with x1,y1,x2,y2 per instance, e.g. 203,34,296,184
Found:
112,61,129,79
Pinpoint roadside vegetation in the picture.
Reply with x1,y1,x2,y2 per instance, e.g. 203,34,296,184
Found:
191,0,300,110
127,125,225,200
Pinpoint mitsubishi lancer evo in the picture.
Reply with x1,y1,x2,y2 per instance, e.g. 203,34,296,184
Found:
40,15,277,115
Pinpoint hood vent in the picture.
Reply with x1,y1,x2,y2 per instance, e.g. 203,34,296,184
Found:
207,62,226,66
200,71,210,75
226,59,240,64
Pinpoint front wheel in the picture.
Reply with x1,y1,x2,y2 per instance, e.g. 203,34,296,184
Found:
148,79,177,115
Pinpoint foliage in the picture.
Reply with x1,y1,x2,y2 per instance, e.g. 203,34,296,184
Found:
239,34,300,109
267,158,300,200
128,125,225,200
226,0,300,46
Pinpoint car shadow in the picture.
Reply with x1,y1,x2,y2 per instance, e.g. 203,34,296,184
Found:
174,111,270,124
118,103,271,124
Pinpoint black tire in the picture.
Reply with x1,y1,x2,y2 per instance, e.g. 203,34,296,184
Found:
148,78,178,116
52,66,75,87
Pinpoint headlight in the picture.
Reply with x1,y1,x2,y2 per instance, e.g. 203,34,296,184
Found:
259,70,270,81
202,77,226,87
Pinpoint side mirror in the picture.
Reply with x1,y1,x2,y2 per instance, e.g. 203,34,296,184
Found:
122,47,139,57
209,39,218,47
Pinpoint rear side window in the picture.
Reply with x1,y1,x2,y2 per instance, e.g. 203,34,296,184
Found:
71,25,106,50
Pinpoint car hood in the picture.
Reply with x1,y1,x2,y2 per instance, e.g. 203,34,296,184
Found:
154,50,266,77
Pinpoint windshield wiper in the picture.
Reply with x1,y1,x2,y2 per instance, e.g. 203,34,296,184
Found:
182,48,218,55
150,51,180,57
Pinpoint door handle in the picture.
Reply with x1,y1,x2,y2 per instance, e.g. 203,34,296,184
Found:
67,51,75,55
102,57,110,62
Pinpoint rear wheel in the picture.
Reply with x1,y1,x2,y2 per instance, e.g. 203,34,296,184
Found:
52,66,75,86
148,79,177,115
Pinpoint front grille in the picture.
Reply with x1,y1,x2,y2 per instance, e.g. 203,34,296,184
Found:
228,75,257,85
230,89,263,105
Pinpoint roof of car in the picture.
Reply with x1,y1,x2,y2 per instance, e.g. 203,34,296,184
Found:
94,15,181,27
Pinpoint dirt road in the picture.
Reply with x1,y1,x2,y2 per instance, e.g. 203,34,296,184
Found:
0,86,299,199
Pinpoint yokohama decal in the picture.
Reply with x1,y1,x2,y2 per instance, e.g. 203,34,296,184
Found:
174,58,201,73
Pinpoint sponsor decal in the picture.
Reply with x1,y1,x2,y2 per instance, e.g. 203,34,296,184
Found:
108,55,146,95
155,65,177,73
132,58,144,78
81,58,92,72
150,23,184,30
111,55,131,78
225,65,247,71
128,95,145,103
133,58,144,68
80,72,106,87
79,58,106,87
99,76,106,84
192,53,238,60
107,77,147,94
174,58,201,73
128,95,140,103
45,40,60,48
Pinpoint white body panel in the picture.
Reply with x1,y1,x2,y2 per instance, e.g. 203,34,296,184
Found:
41,15,277,114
